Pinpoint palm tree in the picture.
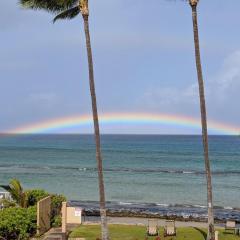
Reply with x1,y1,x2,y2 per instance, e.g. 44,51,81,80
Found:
19,1,109,239
0,179,28,208
188,1,215,239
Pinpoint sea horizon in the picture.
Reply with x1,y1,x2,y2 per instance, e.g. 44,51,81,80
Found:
0,133,239,136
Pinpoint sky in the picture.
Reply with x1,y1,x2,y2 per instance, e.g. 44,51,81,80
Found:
0,0,240,134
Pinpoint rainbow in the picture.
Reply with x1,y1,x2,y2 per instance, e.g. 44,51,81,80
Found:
6,112,239,135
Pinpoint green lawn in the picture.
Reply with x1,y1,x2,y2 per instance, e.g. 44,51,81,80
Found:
69,224,240,240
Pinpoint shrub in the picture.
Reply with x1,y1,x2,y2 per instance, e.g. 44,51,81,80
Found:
0,199,17,208
0,206,37,240
26,189,49,206
50,194,66,226
51,215,62,228
25,191,66,228
1,183,67,236
51,194,66,216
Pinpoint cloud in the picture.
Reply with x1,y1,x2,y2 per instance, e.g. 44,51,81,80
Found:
28,93,58,106
209,51,240,101
139,50,240,126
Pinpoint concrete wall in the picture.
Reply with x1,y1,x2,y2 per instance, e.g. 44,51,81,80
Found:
62,202,82,233
37,196,51,235
66,207,82,224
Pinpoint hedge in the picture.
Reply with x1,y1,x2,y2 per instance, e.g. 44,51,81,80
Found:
0,206,37,240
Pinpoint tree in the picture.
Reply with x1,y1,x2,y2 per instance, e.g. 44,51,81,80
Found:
0,179,28,208
19,1,109,239
188,1,215,239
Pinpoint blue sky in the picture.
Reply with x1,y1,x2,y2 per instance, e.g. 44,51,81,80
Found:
0,0,240,134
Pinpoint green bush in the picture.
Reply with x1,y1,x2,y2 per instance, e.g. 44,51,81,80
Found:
0,184,67,238
0,206,37,240
26,189,49,206
51,194,66,226
0,199,17,208
51,215,62,228
25,191,66,228
51,194,66,216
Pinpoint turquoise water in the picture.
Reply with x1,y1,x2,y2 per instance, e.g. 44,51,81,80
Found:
0,134,239,210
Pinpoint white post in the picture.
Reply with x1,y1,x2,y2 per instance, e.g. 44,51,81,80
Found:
62,202,67,233
215,231,219,240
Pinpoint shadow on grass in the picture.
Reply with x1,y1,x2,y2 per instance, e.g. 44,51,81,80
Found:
193,227,207,240
223,230,236,235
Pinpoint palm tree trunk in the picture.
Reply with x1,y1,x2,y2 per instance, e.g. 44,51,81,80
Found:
82,14,109,240
190,4,215,240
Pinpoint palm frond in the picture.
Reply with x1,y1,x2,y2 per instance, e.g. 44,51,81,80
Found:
10,179,22,192
53,6,80,23
20,0,79,13
8,179,23,203
1,179,28,207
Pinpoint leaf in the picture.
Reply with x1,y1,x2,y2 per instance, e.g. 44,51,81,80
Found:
19,0,79,13
53,6,80,23
1,179,28,208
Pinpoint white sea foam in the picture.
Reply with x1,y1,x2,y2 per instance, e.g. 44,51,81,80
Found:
119,202,133,205
156,203,169,207
193,205,206,209
79,168,87,171
224,206,233,210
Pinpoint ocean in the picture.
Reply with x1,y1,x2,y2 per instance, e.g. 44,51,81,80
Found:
0,134,239,221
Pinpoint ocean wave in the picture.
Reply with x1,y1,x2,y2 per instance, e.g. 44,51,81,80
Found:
193,205,206,209
156,203,170,207
182,171,194,174
70,201,239,211
1,164,240,176
119,202,134,205
224,206,233,210
68,200,240,222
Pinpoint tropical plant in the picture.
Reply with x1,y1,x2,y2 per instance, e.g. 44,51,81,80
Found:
188,0,215,239
0,198,17,208
0,206,37,240
51,193,66,221
26,189,49,206
0,179,28,208
19,1,109,239
51,215,62,228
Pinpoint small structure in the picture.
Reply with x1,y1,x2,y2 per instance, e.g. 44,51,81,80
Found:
164,220,176,237
0,192,12,210
37,196,51,235
225,220,237,234
62,202,83,233
0,192,11,200
146,219,159,236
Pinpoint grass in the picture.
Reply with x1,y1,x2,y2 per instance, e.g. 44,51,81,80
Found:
69,224,240,240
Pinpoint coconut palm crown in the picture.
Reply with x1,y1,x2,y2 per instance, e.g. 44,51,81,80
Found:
20,0,86,20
